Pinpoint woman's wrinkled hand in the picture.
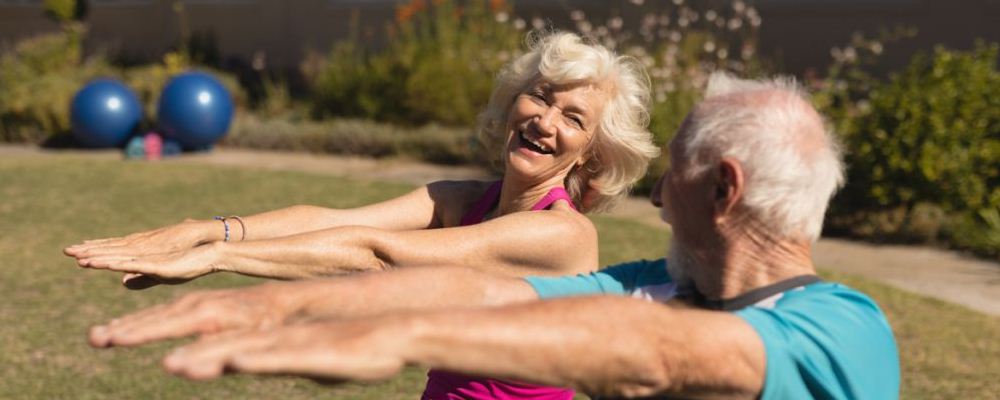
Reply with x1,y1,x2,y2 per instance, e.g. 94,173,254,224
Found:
75,243,223,287
64,219,219,262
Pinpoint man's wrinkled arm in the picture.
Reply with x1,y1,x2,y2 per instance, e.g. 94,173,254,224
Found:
400,296,766,399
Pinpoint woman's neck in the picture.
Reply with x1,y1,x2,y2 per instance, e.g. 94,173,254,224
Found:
495,175,565,217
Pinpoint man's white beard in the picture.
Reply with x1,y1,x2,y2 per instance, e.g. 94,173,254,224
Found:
667,238,697,291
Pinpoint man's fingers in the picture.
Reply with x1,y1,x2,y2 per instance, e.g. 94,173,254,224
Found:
163,330,278,380
89,300,224,347
227,347,402,382
89,303,175,347
83,237,125,245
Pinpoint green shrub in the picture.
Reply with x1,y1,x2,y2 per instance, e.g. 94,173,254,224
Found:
820,42,1000,258
308,0,522,126
0,30,115,142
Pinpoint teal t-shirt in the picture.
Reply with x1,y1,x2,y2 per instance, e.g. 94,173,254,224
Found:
524,259,900,400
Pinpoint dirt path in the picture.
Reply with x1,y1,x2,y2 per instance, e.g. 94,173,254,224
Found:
6,145,999,316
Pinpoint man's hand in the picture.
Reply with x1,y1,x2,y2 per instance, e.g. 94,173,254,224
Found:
89,283,297,348
161,317,411,382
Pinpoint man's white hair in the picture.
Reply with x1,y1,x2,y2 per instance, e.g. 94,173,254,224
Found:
677,72,845,241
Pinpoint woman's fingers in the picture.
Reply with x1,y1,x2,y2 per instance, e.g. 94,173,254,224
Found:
77,255,136,270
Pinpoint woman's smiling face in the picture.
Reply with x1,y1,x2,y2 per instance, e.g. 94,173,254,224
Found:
504,80,608,184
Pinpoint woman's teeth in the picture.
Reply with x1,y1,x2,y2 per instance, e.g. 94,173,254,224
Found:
521,132,552,153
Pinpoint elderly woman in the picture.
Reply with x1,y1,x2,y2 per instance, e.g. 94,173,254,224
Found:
66,32,658,399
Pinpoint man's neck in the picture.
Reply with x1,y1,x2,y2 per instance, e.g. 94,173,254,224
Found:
690,226,816,301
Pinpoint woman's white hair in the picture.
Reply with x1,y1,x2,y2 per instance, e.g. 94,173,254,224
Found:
677,72,845,241
477,31,660,213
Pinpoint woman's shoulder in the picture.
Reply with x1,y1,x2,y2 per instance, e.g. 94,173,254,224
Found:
426,180,498,226
426,180,496,203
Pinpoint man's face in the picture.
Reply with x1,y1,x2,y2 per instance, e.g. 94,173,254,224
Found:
650,127,718,279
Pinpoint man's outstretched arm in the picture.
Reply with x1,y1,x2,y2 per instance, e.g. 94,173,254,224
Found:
88,265,537,348
160,296,766,399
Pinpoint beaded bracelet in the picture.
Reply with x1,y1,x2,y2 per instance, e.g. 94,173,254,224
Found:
213,216,231,242
213,215,247,242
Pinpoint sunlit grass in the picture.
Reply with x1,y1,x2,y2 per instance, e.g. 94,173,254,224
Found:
1,156,995,399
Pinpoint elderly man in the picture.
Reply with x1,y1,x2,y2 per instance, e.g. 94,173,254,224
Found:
88,73,899,399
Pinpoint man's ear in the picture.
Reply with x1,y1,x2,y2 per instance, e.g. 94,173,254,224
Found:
714,158,744,222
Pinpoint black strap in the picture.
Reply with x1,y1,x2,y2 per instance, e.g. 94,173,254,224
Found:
680,274,822,311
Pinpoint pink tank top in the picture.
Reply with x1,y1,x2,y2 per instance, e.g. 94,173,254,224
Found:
422,181,577,400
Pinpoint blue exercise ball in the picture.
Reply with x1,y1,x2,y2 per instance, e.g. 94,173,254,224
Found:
157,71,234,149
70,79,142,148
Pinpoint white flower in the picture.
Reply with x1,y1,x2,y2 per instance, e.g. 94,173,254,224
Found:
642,14,657,29
717,48,729,59
857,99,872,113
513,18,526,30
658,13,671,26
495,12,509,23
532,17,546,30
843,47,858,62
704,41,716,52
608,16,624,30
570,10,585,21
727,18,743,30
870,42,884,55
669,31,682,42
705,10,717,22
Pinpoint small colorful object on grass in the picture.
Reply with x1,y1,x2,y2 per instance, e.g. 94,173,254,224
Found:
123,135,145,159
144,132,163,160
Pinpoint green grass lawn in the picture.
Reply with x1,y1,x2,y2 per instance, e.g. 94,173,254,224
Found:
1,156,997,399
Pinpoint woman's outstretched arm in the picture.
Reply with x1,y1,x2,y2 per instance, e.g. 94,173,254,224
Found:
76,206,598,282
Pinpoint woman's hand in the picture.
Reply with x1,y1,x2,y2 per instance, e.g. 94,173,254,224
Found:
63,219,221,261
76,242,223,286
89,283,299,348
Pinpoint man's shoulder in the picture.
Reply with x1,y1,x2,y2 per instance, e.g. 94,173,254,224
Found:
737,281,900,400
769,281,883,314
